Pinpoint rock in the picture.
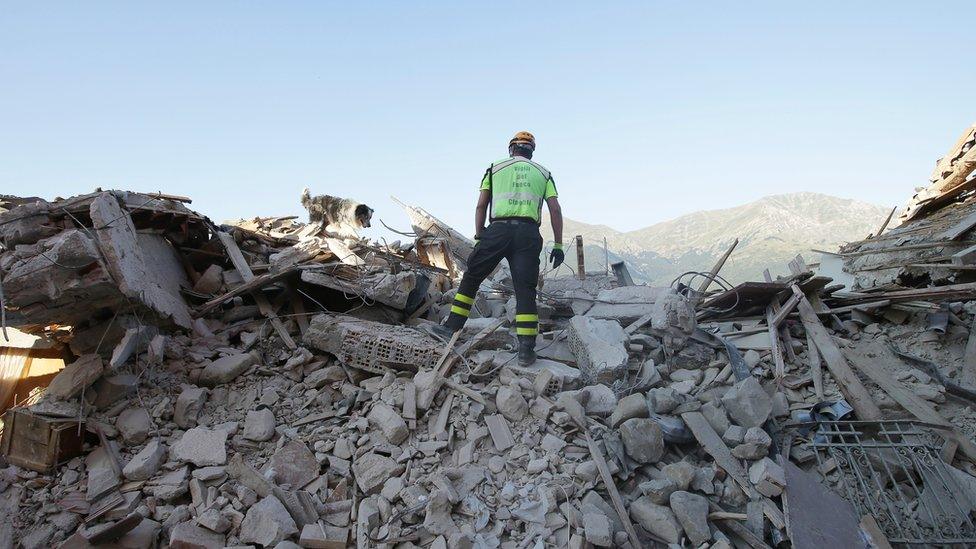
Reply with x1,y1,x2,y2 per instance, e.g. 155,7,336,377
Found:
423,489,458,535
123,438,166,480
174,386,208,429
193,264,224,294
352,453,401,494
662,461,697,491
496,385,528,422
263,440,318,489
117,407,151,445
526,457,548,474
171,427,227,466
554,393,587,426
749,458,785,497
771,391,790,417
92,374,138,410
584,286,664,322
639,478,678,505
46,354,104,400
619,418,664,463
723,425,746,445
647,387,680,414
366,402,409,444
196,508,231,534
609,393,649,427
567,316,629,383
572,384,618,417
732,442,769,460
669,368,703,384
198,353,257,387
381,477,404,501
304,365,345,388
650,290,696,334
721,377,771,428
733,425,773,460
582,511,612,547
701,401,731,434
743,349,761,369
669,491,710,546
629,496,683,544
169,520,225,549
239,496,299,547
243,408,276,442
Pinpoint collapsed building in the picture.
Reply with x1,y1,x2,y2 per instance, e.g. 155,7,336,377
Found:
1,125,976,548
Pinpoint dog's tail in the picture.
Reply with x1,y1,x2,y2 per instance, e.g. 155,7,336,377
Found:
300,187,311,208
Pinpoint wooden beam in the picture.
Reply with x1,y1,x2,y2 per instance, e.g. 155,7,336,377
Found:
769,293,801,328
844,340,976,463
806,332,824,400
766,304,787,382
195,267,297,316
942,211,976,241
791,286,882,421
575,235,585,280
869,206,898,239
681,411,756,497
963,320,976,388
584,432,643,548
697,238,739,299
952,244,976,266
216,232,296,349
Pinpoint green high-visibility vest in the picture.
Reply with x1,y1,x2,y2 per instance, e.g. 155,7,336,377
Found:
479,156,558,223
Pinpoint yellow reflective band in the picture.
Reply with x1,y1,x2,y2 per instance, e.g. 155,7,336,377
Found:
450,305,471,317
515,314,538,322
516,327,538,336
454,293,475,305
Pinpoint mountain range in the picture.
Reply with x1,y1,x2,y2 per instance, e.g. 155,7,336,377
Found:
541,192,891,285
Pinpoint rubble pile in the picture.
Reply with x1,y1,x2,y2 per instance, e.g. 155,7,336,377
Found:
3,125,976,548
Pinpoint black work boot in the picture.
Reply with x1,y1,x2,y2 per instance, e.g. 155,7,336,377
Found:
517,336,537,367
429,323,457,342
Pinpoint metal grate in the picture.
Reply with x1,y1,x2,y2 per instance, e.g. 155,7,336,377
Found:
808,420,976,547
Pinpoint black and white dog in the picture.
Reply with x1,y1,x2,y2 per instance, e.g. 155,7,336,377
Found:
300,188,374,238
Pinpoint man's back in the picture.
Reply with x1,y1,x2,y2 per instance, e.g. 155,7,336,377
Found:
480,157,557,222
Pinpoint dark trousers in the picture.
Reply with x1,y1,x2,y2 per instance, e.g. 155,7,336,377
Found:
445,220,543,341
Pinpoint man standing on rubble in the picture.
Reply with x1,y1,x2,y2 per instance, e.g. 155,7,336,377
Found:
433,131,564,366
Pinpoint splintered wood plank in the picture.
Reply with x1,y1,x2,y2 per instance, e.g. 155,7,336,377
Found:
291,293,309,336
584,432,642,549
217,232,296,349
844,340,976,463
943,211,976,241
766,304,787,382
697,238,739,299
624,312,654,335
681,411,756,497
964,321,976,388
791,286,882,421
806,332,824,400
762,269,793,377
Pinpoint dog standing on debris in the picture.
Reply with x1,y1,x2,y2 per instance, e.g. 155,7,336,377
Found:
300,188,374,238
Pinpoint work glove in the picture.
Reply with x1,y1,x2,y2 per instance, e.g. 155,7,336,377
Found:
549,244,564,269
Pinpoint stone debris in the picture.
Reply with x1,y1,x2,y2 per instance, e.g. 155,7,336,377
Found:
242,407,276,442
7,162,976,549
171,427,228,467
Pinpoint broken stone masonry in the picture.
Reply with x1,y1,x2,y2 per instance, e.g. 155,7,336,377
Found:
4,125,976,548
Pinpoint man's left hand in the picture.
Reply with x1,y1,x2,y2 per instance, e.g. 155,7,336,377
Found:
549,245,564,269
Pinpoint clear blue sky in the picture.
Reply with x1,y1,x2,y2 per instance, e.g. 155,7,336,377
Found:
3,2,974,239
